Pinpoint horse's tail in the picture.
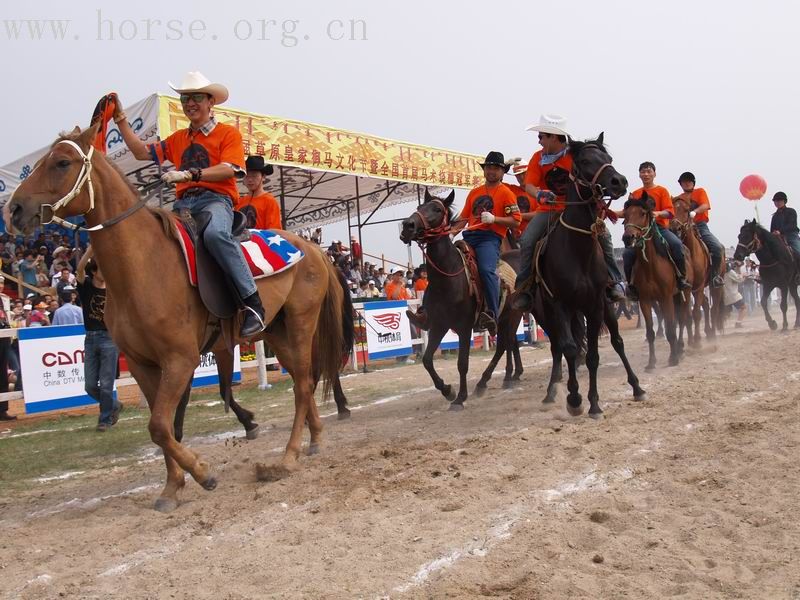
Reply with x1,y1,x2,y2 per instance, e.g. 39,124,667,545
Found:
317,261,350,399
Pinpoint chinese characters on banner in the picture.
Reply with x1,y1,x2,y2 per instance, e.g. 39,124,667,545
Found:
361,301,413,360
158,96,483,189
18,325,241,415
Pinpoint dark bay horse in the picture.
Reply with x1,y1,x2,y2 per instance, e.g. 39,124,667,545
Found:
670,196,724,346
734,219,800,331
5,125,353,511
399,190,520,409
623,192,683,370
532,135,645,418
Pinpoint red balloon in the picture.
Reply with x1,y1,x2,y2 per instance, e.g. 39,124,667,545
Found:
739,174,767,201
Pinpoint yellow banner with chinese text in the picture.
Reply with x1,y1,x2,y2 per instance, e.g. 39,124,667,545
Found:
157,95,483,189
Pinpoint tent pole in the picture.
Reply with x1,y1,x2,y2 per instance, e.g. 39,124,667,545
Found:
356,177,364,266
278,166,287,229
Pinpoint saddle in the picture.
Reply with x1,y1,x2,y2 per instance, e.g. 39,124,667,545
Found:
453,240,515,324
174,210,305,320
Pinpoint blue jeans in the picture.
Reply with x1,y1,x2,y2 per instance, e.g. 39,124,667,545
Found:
784,232,800,256
174,190,258,299
84,330,120,425
462,230,501,317
694,222,723,271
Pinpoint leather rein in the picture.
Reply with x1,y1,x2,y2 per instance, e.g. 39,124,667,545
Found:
409,199,466,277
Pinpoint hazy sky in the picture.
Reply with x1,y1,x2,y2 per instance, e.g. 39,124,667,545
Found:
1,0,797,265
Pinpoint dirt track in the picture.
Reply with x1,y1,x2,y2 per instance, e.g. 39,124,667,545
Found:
2,315,799,599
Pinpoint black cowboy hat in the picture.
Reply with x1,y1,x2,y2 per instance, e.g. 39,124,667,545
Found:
479,151,511,173
245,155,275,176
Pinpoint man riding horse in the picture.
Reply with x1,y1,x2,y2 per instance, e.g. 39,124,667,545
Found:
113,71,266,338
514,114,625,311
623,161,692,301
770,191,800,279
675,171,725,287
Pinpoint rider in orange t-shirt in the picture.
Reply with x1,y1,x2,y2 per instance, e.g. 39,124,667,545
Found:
450,151,521,334
622,161,691,300
505,162,535,240
236,156,282,230
514,115,625,311
114,71,265,337
675,172,724,287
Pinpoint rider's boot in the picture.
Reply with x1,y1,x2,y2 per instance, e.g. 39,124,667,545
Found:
626,282,639,302
710,253,724,287
406,307,429,331
675,256,692,290
606,282,626,303
241,292,267,337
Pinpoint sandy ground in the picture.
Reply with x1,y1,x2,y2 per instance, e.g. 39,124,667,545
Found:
1,313,799,600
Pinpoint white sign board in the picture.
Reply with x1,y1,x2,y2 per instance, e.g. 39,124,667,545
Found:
19,325,241,414
362,301,413,360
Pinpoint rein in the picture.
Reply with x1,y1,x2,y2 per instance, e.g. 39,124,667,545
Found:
410,199,466,278
35,140,150,232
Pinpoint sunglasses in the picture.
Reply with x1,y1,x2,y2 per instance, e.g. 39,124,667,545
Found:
180,93,210,104
537,133,552,140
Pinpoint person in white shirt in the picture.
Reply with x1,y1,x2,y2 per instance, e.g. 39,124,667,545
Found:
723,261,747,328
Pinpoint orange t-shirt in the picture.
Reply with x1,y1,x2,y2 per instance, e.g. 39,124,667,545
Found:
524,150,574,213
675,188,710,224
384,280,410,300
149,122,245,201
630,185,674,228
506,183,535,235
235,192,281,230
414,278,429,293
458,183,521,238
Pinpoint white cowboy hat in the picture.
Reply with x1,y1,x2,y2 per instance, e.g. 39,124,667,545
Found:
168,71,229,105
526,114,570,137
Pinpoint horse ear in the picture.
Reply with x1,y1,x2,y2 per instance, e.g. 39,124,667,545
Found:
597,131,604,145
77,122,101,150
424,188,434,203
70,126,81,136
443,189,455,207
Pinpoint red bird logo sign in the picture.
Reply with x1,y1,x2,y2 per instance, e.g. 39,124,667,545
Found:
373,312,401,330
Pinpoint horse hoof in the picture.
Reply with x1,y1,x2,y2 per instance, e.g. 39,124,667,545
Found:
588,411,603,420
201,476,218,491
255,462,293,482
769,321,778,331
448,402,465,412
668,359,679,367
474,384,487,397
307,443,321,456
245,425,260,440
566,403,584,417
633,392,647,402
337,410,351,421
644,365,655,372
154,497,178,513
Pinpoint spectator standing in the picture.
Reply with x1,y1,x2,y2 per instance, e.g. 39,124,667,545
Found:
723,261,747,328
77,248,122,432
51,288,84,326
0,280,12,420
18,251,39,291
350,235,362,266
742,259,758,313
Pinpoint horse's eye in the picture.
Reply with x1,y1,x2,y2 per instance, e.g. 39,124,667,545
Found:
56,159,71,169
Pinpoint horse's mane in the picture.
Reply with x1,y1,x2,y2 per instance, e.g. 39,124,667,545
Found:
148,207,178,239
568,136,607,157
747,220,785,255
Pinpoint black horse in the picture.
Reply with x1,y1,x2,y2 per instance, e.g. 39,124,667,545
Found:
399,190,520,409
733,219,800,331
531,134,646,417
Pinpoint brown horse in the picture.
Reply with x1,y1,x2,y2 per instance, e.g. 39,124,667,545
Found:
5,125,351,511
669,196,724,347
623,193,682,369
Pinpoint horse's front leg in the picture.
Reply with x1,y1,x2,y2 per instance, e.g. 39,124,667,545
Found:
450,330,472,410
662,297,680,367
585,311,602,419
422,325,454,401
641,300,657,371
564,353,583,417
779,286,789,331
604,302,646,400
762,284,778,330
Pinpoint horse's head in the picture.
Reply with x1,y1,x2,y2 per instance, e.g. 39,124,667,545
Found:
569,133,628,201
4,124,100,235
622,192,655,247
400,189,455,244
734,219,759,261
669,195,692,235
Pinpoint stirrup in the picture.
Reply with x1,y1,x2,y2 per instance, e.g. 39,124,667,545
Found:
240,305,266,336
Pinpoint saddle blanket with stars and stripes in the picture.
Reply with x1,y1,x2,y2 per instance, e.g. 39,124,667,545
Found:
175,224,305,287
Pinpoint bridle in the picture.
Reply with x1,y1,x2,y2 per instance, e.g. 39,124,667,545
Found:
408,199,466,277
15,139,149,233
623,206,656,263
559,144,618,235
